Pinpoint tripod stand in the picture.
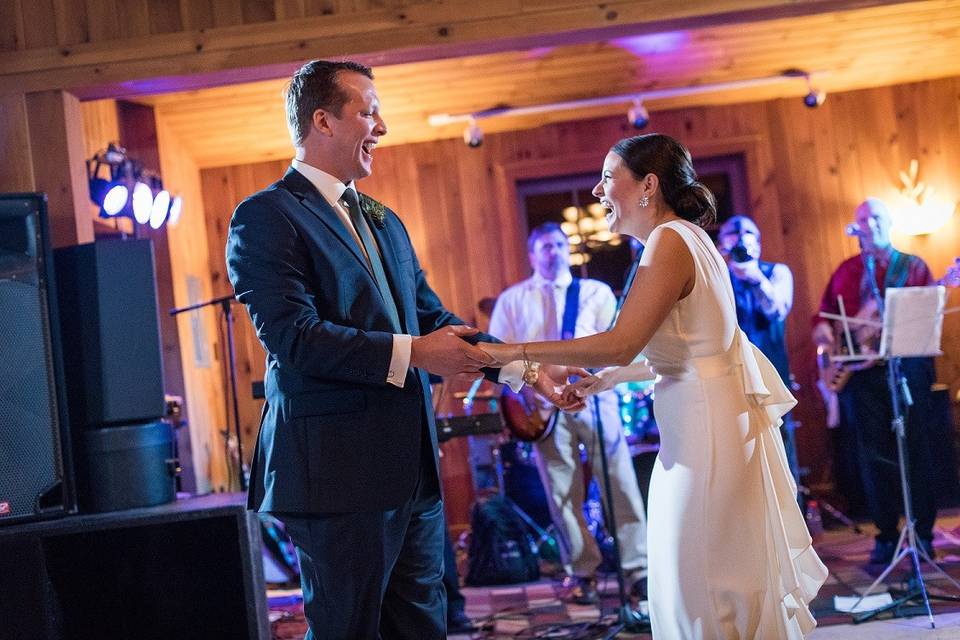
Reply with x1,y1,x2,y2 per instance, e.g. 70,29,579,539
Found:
170,294,247,491
847,354,960,625
589,393,649,633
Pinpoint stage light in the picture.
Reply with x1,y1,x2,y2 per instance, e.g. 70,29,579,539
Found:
168,196,183,226
803,89,826,108
149,190,170,229
802,73,826,108
87,143,181,230
89,176,129,216
463,118,483,148
132,181,153,224
102,184,128,215
627,99,649,129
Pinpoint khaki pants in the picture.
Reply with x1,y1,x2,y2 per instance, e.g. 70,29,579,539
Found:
534,390,647,579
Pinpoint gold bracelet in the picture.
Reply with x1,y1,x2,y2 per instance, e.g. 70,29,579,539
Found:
520,345,541,385
522,361,541,385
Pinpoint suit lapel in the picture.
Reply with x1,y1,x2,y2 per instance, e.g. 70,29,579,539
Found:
281,168,371,276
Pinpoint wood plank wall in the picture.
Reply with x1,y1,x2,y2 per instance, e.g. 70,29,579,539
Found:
198,76,960,522
156,119,232,494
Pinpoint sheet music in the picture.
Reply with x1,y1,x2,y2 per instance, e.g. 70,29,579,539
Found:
880,286,946,358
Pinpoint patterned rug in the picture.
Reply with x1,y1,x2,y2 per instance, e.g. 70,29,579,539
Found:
269,510,960,639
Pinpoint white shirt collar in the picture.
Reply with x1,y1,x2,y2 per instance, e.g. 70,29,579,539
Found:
291,159,356,207
531,269,573,289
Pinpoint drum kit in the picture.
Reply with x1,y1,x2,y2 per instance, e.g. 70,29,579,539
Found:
433,374,658,567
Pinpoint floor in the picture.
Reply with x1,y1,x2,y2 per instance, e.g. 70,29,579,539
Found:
270,510,960,639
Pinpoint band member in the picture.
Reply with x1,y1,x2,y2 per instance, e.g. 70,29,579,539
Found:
812,198,939,564
489,222,648,604
717,215,800,483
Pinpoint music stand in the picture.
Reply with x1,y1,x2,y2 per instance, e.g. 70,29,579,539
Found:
824,286,960,627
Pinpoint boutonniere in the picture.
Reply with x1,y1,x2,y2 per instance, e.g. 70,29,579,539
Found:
360,194,386,229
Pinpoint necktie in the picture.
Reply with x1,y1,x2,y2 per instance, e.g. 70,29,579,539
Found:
340,189,403,333
542,282,560,340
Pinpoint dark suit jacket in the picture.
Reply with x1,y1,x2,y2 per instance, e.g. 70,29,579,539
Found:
226,168,497,513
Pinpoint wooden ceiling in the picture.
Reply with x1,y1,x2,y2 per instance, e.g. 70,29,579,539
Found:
138,1,960,169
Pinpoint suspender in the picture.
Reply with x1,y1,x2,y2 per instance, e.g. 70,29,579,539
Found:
561,278,581,340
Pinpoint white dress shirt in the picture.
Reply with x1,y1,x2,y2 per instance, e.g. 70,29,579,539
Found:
489,270,616,344
292,159,521,390
292,159,410,387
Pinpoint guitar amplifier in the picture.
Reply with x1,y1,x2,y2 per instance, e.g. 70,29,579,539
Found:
432,375,504,442
436,413,503,443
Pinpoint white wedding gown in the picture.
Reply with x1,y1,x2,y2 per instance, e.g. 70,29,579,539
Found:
603,220,827,638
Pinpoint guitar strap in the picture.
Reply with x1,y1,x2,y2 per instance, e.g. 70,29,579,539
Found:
884,249,911,289
561,278,581,340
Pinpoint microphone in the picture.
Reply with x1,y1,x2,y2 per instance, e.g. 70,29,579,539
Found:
845,223,860,236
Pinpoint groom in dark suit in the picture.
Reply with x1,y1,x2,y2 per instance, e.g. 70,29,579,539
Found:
226,60,574,639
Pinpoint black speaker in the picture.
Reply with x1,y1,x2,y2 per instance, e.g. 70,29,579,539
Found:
54,239,166,428
0,193,75,525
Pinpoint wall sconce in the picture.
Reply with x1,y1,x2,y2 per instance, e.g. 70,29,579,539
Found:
893,159,956,236
559,203,622,266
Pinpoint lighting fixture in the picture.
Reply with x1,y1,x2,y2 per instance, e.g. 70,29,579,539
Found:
86,143,183,229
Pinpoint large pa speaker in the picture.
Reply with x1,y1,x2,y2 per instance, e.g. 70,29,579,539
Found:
54,239,166,429
0,193,75,525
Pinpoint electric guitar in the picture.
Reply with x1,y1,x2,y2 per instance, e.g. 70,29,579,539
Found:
501,386,559,442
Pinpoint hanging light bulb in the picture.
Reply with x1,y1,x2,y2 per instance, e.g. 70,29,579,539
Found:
562,206,580,222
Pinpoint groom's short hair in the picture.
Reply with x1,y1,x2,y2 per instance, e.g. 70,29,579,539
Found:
285,59,373,146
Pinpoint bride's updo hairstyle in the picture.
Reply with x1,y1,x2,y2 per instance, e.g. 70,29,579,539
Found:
611,133,717,227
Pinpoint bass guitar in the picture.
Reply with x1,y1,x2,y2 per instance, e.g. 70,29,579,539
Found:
817,258,960,393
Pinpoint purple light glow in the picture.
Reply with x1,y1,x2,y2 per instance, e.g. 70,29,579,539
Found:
611,32,689,56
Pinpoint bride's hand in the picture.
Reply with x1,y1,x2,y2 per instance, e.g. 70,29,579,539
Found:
477,342,522,366
559,374,603,405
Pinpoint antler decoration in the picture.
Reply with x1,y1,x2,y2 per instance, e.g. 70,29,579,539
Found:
898,158,934,205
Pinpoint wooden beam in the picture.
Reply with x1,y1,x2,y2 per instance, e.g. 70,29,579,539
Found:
0,93,36,191
25,90,94,247
0,0,913,98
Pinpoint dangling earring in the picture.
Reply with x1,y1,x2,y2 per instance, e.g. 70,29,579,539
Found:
640,195,649,208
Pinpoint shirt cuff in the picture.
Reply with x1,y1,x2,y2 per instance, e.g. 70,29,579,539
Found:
498,360,525,393
387,334,412,388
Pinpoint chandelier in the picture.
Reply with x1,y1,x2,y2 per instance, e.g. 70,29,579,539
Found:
559,203,621,265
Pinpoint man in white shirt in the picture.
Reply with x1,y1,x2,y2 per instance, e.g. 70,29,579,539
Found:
490,223,648,604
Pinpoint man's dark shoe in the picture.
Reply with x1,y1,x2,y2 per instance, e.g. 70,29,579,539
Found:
869,539,897,565
564,576,599,605
918,537,936,561
630,576,648,601
447,608,476,634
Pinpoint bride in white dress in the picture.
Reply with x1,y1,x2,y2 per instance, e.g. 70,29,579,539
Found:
481,133,827,639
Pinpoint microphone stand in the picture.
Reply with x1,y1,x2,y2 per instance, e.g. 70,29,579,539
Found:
591,248,649,633
170,294,247,492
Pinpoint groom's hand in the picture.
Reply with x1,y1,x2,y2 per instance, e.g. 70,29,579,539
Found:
410,325,495,378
